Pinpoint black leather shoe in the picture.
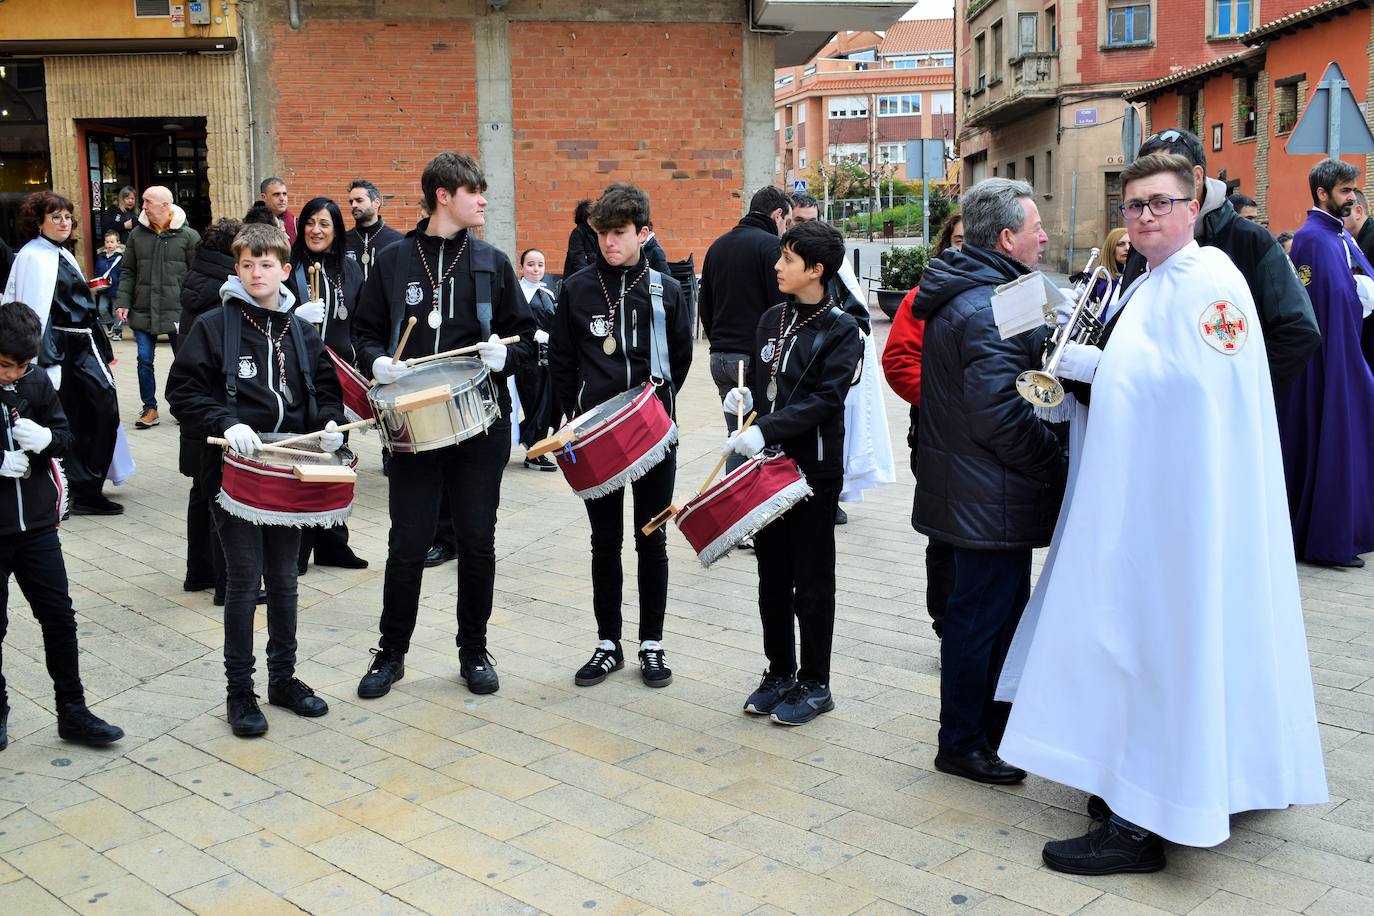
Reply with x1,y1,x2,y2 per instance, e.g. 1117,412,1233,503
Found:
358,648,404,698
226,690,268,737
1311,556,1366,568
1042,820,1166,875
183,577,215,593
459,648,500,695
268,677,329,717
56,702,124,746
72,495,124,515
215,589,268,607
1,704,9,751
424,544,456,567
1087,795,1112,822
314,552,369,569
933,747,1026,785
834,506,848,525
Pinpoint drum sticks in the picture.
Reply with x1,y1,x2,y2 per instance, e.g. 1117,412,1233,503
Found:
405,336,521,368
641,410,758,536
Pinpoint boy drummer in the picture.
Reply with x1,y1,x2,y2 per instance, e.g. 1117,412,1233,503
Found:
720,220,863,725
350,152,535,699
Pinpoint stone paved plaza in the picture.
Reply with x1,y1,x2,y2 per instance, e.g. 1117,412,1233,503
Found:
2,321,1373,915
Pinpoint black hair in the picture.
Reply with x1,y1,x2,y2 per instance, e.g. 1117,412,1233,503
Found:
780,220,845,285
788,191,819,211
573,200,592,225
102,228,121,240
421,152,487,211
349,179,382,203
243,201,278,226
1137,128,1208,170
1276,231,1295,244
519,248,544,267
259,176,286,195
589,183,651,233
1227,192,1257,211
19,191,76,242
1309,157,1360,206
289,197,349,269
199,217,244,256
0,301,42,362
749,186,791,217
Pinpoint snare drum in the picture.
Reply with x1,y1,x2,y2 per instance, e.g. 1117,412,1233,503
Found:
218,440,358,528
368,357,499,453
555,383,677,500
87,277,111,293
674,453,812,568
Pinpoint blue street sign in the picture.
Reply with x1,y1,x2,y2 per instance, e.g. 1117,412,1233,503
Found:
792,179,807,191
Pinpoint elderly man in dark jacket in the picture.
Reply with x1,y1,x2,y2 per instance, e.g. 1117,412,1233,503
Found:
913,177,1067,786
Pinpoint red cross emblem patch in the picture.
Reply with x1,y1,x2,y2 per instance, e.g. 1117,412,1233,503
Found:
1199,300,1248,354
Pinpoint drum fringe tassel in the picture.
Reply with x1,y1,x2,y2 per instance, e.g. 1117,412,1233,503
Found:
216,491,353,528
1034,393,1075,424
694,477,813,568
572,426,679,501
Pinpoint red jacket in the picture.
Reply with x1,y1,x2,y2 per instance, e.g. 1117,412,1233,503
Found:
881,286,924,405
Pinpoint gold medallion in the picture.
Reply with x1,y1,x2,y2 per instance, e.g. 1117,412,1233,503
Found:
603,336,617,356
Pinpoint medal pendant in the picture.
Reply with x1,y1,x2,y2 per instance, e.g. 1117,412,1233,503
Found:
766,380,778,402
427,309,442,330
281,382,293,403
336,304,348,321
361,252,370,266
602,336,618,356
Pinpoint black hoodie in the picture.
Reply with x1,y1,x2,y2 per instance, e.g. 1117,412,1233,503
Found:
178,246,236,333
912,244,1066,550
698,211,784,355
0,368,72,537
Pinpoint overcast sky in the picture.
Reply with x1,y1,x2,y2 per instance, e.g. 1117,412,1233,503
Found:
903,0,954,18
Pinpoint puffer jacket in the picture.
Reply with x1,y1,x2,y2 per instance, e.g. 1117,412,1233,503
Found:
115,204,201,335
178,245,236,333
911,244,1066,549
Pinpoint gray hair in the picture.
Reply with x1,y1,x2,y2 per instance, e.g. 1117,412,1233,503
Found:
960,178,1035,249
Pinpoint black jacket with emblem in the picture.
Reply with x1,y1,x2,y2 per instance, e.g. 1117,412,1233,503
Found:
351,221,535,416
0,368,73,537
912,244,1066,549
548,252,693,420
749,298,864,482
346,219,404,274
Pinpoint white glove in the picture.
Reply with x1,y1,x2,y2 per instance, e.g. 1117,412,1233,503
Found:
46,365,61,390
224,423,262,455
477,334,508,372
1056,343,1103,383
295,299,327,325
721,386,753,416
11,418,52,453
721,426,765,458
0,450,29,478
1050,301,1074,328
534,329,550,345
318,420,344,453
372,356,412,385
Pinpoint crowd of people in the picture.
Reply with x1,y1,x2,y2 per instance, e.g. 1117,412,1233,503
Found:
0,127,1364,880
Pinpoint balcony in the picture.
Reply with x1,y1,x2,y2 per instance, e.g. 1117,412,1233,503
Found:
785,126,795,143
963,52,1058,128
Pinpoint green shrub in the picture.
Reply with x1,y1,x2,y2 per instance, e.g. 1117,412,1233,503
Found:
880,245,932,291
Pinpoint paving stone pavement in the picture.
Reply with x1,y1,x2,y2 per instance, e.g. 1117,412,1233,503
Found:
1,320,1372,915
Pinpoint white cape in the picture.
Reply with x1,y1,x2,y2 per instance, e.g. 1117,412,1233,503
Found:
995,242,1327,847
841,330,895,501
4,235,82,333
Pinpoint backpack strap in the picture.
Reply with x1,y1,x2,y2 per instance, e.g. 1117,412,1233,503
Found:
471,242,495,340
646,269,670,384
222,303,241,417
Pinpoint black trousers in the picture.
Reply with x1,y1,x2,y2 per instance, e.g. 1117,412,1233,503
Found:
938,547,1030,755
182,436,223,587
0,527,84,709
378,422,510,654
61,353,119,502
298,522,356,567
212,505,301,690
754,481,841,684
583,449,675,644
907,404,953,637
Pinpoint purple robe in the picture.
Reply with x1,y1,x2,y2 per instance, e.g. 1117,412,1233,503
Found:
1278,208,1374,563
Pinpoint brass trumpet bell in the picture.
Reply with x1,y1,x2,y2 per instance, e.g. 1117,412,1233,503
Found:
1016,369,1065,407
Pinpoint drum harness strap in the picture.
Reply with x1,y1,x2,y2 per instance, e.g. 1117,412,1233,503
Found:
222,303,319,430
647,269,669,385
385,236,497,351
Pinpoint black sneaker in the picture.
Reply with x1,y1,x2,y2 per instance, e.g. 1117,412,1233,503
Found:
460,648,500,695
268,678,329,717
524,455,558,471
744,670,796,715
71,494,124,516
56,702,124,746
638,648,673,688
226,690,268,737
575,643,624,686
770,680,834,726
358,648,405,699
1042,820,1166,875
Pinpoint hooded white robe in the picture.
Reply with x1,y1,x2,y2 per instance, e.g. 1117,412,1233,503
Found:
995,242,1327,847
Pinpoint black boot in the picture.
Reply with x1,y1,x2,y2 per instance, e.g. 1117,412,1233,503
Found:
56,702,124,746
459,648,499,695
226,690,268,737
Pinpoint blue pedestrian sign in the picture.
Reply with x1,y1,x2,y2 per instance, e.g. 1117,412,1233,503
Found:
792,179,807,191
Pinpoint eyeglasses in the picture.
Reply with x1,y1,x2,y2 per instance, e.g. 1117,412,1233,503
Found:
1119,196,1190,220
1146,130,1183,144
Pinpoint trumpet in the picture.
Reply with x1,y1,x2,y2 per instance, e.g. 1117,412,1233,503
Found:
1016,264,1112,408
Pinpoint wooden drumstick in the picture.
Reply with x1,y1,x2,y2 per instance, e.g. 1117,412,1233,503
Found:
205,438,321,458
698,410,756,494
737,360,746,428
308,263,320,306
405,336,521,368
642,411,758,536
370,316,418,385
259,417,376,450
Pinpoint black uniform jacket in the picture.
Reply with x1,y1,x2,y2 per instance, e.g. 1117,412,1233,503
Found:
0,368,72,536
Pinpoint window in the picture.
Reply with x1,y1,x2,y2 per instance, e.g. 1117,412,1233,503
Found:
848,49,876,71
828,96,868,119
1275,78,1300,133
1215,0,1252,37
797,103,806,124
930,92,955,115
774,111,781,131
774,75,794,89
799,148,807,169
1045,150,1053,194
774,156,781,175
1184,90,1202,135
1048,6,1058,51
1025,155,1036,188
878,143,907,164
975,35,987,91
991,22,1004,80
831,143,869,165
1007,161,1016,180
135,0,172,16
804,64,817,76
1107,2,1151,47
890,56,917,69
1019,14,1038,55
1238,73,1258,139
878,94,922,116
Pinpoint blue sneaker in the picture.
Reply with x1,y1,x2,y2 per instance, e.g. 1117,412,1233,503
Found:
744,670,796,715
769,680,834,726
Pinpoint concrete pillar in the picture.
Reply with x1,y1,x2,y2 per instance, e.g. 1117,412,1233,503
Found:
741,27,776,211
475,12,517,258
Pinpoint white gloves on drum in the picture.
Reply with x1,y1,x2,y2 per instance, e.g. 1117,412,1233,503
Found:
372,356,412,385
477,334,508,372
318,420,344,453
1056,343,1103,384
534,329,550,345
295,299,327,325
722,386,753,417
722,426,765,458
46,365,61,391
224,423,262,455
12,418,52,454
0,450,29,478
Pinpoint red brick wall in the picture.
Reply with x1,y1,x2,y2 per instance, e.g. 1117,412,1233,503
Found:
510,22,744,274
270,20,478,217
